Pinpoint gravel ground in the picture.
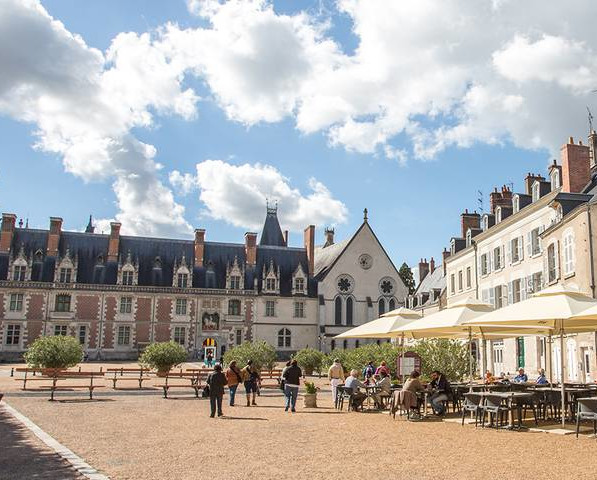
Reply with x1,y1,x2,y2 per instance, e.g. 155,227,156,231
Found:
1,363,597,480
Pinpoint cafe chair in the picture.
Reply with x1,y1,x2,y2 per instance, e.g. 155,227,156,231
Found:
461,393,483,427
576,398,597,438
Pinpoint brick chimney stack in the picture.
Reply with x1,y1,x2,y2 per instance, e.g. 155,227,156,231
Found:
46,217,63,257
524,173,546,196
418,258,429,284
489,186,514,214
304,225,315,275
429,257,435,274
324,227,335,247
245,232,257,267
194,229,205,267
107,222,121,262
561,136,591,193
442,248,450,276
0,213,17,254
460,209,481,238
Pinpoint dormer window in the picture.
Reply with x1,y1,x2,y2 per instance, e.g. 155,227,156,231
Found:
295,278,304,292
551,169,560,190
177,273,188,288
122,270,134,286
13,264,26,281
466,229,472,247
173,255,190,288
230,275,241,290
513,196,520,214
292,263,307,295
59,267,72,283
266,278,276,290
262,259,279,294
555,204,564,223
118,251,138,286
495,207,502,224
532,181,540,202
482,216,489,231
226,256,245,290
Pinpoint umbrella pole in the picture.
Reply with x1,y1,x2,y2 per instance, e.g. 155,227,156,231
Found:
401,333,406,383
560,327,566,427
468,328,473,388
547,335,553,384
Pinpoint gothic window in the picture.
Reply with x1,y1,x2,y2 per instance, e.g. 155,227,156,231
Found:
346,297,353,326
119,251,138,286
54,250,77,284
173,255,190,288
226,256,245,290
389,298,396,311
277,328,291,348
378,298,386,316
262,260,279,294
336,274,354,294
228,299,241,316
55,294,71,312
379,277,395,296
292,263,307,295
334,297,342,325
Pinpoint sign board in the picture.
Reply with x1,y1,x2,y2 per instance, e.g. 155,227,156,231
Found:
396,351,422,377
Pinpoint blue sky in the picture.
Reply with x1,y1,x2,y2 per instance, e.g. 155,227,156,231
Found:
0,0,594,270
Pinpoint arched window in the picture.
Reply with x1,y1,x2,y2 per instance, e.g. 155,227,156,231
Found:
343,339,348,349
277,328,291,348
355,339,360,348
331,339,336,351
346,297,353,326
389,298,396,311
334,297,342,325
378,298,386,316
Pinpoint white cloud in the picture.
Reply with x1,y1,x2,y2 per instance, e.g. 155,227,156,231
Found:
169,170,198,195
193,160,348,231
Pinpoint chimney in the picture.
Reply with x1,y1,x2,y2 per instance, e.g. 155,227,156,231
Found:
194,229,205,267
418,258,429,284
107,222,121,262
46,217,63,257
0,213,17,254
524,173,546,196
324,227,335,247
245,232,257,267
429,257,435,274
442,248,450,276
460,209,481,238
589,129,597,172
304,225,315,275
283,230,289,247
561,137,591,193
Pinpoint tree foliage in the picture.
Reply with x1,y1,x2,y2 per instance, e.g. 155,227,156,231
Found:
398,262,416,295
293,348,326,375
223,341,277,370
24,335,83,369
139,341,188,371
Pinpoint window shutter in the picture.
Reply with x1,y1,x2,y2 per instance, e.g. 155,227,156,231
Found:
507,241,512,265
502,284,508,307
526,231,532,257
543,249,549,282
518,236,524,261
539,225,545,252
508,281,513,305
500,245,505,268
554,241,560,280
489,288,495,307
482,289,489,303
520,277,527,300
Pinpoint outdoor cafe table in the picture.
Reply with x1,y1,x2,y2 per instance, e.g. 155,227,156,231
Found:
535,387,594,420
477,391,535,429
362,385,381,411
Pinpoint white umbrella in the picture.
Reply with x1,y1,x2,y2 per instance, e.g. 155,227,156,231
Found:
464,285,597,426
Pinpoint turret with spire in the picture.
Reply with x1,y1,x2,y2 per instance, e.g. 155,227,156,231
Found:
85,215,95,234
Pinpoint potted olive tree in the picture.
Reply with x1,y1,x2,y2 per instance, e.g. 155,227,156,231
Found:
303,381,318,408
139,341,188,376
24,335,83,370
294,348,325,376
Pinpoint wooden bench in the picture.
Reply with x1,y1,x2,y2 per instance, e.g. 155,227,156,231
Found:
260,369,283,388
15,366,104,390
154,372,203,399
106,367,152,389
34,372,105,401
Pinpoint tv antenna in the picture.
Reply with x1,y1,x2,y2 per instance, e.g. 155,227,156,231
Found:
588,106,594,132
477,190,484,213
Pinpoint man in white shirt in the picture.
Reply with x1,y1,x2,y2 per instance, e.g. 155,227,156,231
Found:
328,358,345,403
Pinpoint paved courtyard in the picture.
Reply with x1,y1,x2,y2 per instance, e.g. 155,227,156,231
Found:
1,363,597,480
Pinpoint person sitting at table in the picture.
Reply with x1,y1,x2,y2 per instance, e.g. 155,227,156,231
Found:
536,368,548,385
401,370,424,417
344,369,367,410
513,368,528,383
372,370,392,409
484,370,495,384
362,361,375,383
375,361,391,378
429,370,451,416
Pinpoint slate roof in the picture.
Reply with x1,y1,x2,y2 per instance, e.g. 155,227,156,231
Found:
313,237,350,279
414,266,445,297
259,208,285,247
0,218,316,297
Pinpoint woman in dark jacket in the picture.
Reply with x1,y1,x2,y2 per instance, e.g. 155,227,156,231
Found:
206,363,228,418
282,360,303,413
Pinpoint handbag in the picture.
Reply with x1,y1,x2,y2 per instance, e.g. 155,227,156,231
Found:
279,379,286,391
202,385,210,397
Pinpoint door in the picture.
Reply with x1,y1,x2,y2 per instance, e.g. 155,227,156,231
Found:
516,337,525,369
567,340,577,381
582,347,591,383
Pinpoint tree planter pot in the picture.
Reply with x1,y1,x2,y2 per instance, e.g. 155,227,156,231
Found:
303,393,317,408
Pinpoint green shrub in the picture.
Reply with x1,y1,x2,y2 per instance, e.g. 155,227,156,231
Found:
412,338,473,381
223,341,277,370
139,341,188,372
293,348,326,375
304,381,317,394
24,335,83,369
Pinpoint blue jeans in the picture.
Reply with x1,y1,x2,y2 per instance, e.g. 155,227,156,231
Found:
430,392,448,414
284,385,299,411
229,384,238,406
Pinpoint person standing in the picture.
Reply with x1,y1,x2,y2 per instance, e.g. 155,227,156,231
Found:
363,361,375,383
225,360,242,406
206,363,227,418
328,358,345,404
241,360,260,406
283,360,303,412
